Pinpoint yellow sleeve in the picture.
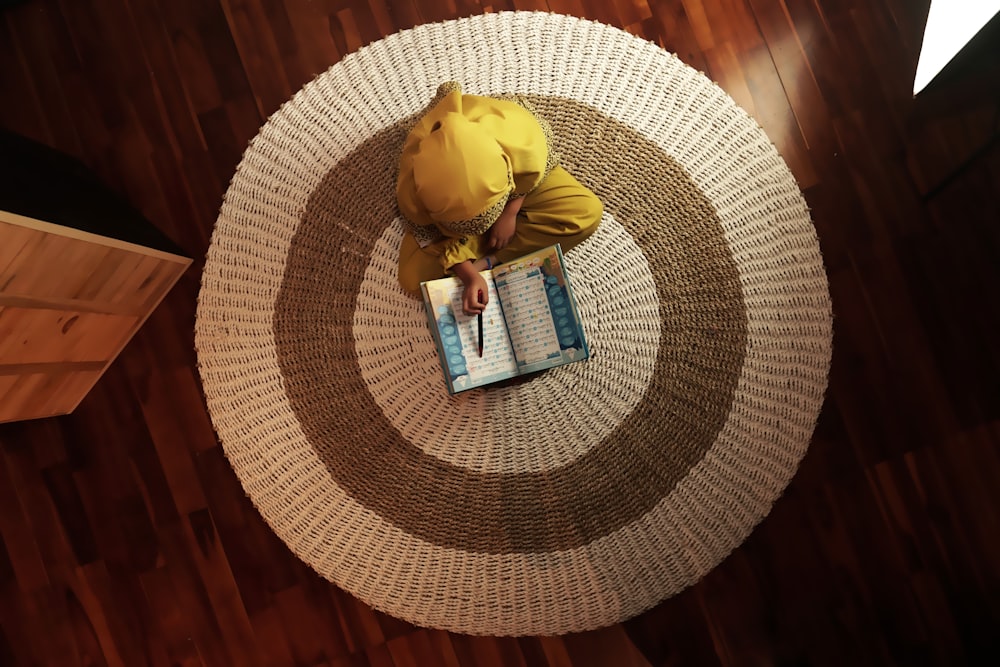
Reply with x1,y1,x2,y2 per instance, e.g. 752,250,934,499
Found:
438,236,481,273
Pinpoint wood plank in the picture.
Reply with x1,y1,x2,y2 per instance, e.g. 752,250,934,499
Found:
219,0,298,117
0,213,190,265
0,445,51,592
0,207,189,423
0,369,104,423
1,4,84,157
0,308,137,364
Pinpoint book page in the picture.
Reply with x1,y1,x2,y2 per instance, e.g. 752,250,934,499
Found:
423,276,518,392
493,245,588,373
494,269,562,365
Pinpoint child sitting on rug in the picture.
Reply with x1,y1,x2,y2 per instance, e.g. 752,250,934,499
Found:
396,81,603,314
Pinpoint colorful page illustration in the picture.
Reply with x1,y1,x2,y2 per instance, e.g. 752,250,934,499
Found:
422,275,518,393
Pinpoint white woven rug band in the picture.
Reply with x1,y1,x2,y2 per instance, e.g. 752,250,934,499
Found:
195,11,833,636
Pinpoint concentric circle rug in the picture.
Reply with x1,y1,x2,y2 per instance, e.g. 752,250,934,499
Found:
195,11,833,636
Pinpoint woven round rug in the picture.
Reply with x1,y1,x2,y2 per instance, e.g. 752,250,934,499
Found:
195,11,832,636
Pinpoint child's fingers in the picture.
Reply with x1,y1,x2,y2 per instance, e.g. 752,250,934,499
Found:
464,291,484,315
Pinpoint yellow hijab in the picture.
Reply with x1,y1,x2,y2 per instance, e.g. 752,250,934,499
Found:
397,83,548,236
411,110,512,225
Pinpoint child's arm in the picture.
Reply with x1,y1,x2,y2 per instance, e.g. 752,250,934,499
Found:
452,260,489,315
487,196,524,251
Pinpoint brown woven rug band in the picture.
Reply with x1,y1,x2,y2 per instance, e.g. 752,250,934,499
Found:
195,11,833,636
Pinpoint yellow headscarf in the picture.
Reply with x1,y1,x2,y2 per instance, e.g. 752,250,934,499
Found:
411,110,512,225
397,82,548,237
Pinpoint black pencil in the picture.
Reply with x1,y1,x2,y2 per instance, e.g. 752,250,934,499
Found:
477,289,484,357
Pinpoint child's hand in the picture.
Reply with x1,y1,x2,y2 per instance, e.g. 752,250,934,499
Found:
487,209,517,250
462,273,489,315
487,196,524,251
452,259,489,314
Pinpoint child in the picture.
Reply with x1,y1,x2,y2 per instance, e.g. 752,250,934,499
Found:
396,82,602,314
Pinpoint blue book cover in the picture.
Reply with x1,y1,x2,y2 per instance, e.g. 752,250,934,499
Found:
420,244,589,394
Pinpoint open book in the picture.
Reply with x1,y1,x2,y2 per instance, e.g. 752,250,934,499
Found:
420,244,590,394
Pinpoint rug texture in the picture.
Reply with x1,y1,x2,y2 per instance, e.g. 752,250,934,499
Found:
195,11,833,636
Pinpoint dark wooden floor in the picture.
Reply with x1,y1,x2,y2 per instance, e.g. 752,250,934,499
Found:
2,0,999,665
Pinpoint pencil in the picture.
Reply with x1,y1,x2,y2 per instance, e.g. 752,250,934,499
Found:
477,289,484,357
